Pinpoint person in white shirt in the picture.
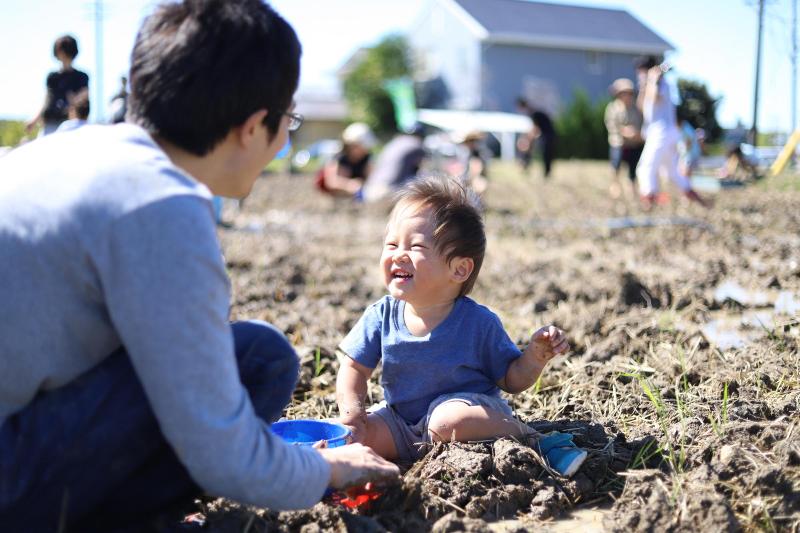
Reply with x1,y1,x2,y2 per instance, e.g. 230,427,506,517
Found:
634,56,710,208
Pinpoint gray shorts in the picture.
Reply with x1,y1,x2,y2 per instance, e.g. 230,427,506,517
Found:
371,392,515,462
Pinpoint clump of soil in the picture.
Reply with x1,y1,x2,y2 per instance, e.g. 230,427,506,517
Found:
199,163,800,531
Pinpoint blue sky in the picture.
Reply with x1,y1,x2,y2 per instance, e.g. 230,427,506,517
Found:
0,0,796,132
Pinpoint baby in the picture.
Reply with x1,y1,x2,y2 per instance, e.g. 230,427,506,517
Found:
335,175,586,476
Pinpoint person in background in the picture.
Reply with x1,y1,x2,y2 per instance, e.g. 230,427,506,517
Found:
516,97,557,179
604,78,644,200
720,145,760,182
0,2,398,530
56,88,90,132
450,129,489,197
318,122,376,197
676,111,702,179
26,35,90,136
109,76,129,124
634,56,710,208
360,123,428,203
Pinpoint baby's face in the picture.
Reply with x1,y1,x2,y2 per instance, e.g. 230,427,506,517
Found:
381,204,454,305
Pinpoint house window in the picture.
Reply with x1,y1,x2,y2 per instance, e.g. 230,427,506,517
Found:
586,51,605,75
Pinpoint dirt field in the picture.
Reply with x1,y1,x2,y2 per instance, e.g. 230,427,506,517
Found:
196,160,798,532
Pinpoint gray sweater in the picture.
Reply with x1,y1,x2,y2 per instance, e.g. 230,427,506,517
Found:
0,124,329,509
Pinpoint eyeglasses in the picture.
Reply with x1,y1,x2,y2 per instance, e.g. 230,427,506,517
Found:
284,111,303,132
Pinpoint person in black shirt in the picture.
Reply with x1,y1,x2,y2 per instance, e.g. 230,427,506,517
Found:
319,122,376,197
26,35,90,136
516,97,557,179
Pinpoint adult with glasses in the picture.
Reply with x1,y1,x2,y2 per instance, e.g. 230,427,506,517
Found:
0,1,398,531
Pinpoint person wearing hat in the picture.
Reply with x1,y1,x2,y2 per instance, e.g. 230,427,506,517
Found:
318,122,377,197
604,78,644,199
451,129,489,196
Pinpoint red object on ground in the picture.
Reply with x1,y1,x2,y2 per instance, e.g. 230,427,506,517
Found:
329,482,384,510
181,513,206,526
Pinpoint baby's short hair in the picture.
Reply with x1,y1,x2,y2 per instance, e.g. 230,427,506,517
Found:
391,175,486,296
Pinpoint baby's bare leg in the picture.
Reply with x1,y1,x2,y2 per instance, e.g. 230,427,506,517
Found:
361,413,399,460
427,402,536,443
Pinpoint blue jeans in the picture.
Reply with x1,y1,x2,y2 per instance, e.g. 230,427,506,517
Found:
0,320,299,532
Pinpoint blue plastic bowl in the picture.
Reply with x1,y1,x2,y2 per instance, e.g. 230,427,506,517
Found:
271,419,350,448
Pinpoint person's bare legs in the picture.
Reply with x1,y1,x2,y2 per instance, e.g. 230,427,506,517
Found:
426,402,535,443
609,169,623,200
359,413,399,460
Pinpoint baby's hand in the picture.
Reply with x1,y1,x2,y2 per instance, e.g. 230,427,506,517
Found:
529,325,569,364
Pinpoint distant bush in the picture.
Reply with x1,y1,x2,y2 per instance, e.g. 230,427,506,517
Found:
0,120,29,147
554,89,609,160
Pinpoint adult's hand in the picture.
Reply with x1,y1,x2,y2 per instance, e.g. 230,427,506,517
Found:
318,443,400,489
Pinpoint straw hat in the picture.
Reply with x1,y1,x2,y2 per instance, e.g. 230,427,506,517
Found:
609,78,635,96
451,129,485,144
342,122,377,149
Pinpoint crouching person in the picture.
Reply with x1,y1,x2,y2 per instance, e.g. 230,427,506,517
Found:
0,1,398,531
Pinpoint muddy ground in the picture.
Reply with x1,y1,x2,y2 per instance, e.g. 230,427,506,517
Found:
194,161,798,532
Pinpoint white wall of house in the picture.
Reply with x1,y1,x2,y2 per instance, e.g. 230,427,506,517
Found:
408,0,482,110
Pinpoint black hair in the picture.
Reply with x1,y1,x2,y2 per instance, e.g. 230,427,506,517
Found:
53,35,79,60
69,89,90,120
128,0,301,156
406,122,427,138
634,55,659,70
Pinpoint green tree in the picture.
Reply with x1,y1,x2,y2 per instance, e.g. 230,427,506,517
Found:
0,120,29,147
677,78,722,142
555,89,609,159
342,34,412,137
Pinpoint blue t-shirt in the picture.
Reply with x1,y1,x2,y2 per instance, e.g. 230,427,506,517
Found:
340,296,522,424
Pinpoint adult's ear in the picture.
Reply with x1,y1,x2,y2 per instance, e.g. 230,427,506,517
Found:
236,109,269,148
450,257,474,283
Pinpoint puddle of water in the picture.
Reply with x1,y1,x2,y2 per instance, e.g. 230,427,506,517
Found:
530,217,715,232
775,291,800,315
603,216,713,231
713,281,800,315
698,282,799,349
700,311,775,350
691,174,721,193
691,174,747,192
713,280,771,307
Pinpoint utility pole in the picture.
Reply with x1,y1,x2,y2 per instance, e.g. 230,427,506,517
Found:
94,0,104,122
751,0,765,146
793,0,798,133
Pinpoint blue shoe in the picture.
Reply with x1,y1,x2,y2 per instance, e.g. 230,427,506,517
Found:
545,446,587,477
534,431,587,478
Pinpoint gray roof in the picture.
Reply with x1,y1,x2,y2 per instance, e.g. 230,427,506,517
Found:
452,0,673,52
